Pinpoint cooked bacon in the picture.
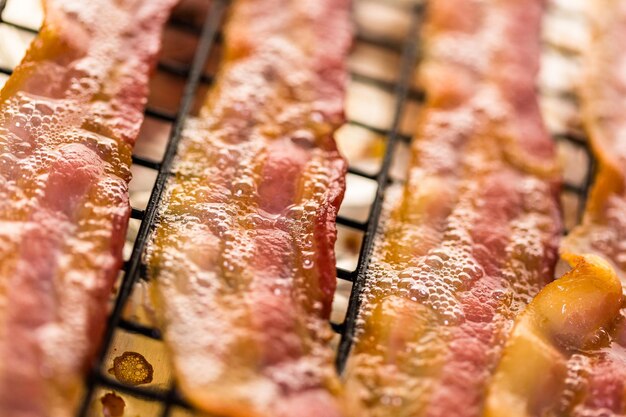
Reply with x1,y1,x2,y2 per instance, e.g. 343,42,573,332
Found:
485,2,626,416
343,1,561,416
561,0,626,282
0,0,176,415
484,254,624,417
145,0,351,416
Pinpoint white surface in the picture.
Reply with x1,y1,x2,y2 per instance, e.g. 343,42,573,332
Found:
0,23,35,68
2,0,44,30
0,73,8,90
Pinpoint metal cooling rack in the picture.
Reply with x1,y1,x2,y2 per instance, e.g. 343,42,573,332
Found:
0,0,595,415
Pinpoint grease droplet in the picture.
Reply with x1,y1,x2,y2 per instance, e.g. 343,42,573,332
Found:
108,351,153,386
100,392,125,417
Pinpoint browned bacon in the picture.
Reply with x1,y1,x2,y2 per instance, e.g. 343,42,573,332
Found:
0,1,176,416
554,0,626,409
485,1,626,416
145,0,351,416
562,0,626,283
484,254,625,417
343,1,561,416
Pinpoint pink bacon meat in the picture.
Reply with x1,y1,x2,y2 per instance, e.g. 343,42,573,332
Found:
145,0,352,416
0,1,177,416
343,0,561,416
556,2,626,409
485,1,626,416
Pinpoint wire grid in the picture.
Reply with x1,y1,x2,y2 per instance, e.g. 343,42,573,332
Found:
0,0,596,415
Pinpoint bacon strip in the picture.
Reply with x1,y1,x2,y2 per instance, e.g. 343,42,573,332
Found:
485,2,626,416
145,1,351,416
559,2,626,413
343,1,561,416
486,258,626,417
484,254,624,417
561,0,626,281
0,1,176,415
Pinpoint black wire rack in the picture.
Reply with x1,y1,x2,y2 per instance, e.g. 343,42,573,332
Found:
0,0,596,415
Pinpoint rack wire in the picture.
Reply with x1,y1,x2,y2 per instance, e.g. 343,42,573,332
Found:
0,0,596,415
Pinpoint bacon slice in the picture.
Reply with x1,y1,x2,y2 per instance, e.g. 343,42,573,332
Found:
484,254,624,417
486,258,626,416
145,0,351,416
561,0,626,281
343,1,561,416
484,2,626,416
0,1,176,415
